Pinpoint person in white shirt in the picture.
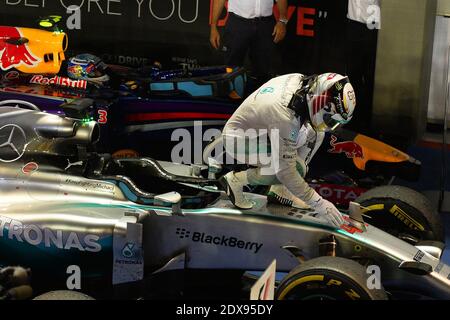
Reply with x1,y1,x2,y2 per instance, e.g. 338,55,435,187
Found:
210,0,288,85
346,0,381,134
219,73,357,228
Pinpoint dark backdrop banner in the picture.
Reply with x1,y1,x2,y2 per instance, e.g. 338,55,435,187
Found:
0,0,348,74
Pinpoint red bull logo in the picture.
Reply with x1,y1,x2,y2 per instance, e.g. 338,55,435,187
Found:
328,135,364,158
30,75,87,90
0,26,40,71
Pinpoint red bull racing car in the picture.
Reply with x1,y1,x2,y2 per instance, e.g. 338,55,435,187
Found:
0,25,248,159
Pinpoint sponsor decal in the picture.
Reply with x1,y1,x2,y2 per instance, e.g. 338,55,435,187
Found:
30,75,87,90
327,73,337,80
389,205,425,231
175,228,191,239
113,221,143,284
0,27,40,71
341,224,363,234
67,64,84,78
260,87,274,94
0,215,101,252
121,242,136,258
112,149,140,159
21,162,39,175
0,124,27,163
64,178,114,193
310,183,366,206
2,71,20,80
341,217,363,234
328,135,363,158
176,228,263,254
414,250,425,262
335,81,343,92
335,93,347,117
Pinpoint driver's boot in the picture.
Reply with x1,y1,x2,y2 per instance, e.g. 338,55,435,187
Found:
220,171,254,210
267,185,310,209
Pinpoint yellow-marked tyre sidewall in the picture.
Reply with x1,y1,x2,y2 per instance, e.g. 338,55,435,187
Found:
276,257,388,300
360,201,430,238
277,270,371,300
356,186,444,242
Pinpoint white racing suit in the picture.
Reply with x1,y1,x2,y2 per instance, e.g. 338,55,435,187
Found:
222,74,344,226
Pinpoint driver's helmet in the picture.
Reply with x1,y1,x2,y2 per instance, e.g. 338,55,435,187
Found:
306,73,356,132
67,54,110,85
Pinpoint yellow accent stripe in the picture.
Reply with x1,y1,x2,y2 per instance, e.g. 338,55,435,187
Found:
278,275,324,300
361,204,384,213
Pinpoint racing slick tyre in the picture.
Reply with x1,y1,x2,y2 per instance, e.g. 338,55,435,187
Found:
33,290,95,300
356,185,444,243
275,257,388,300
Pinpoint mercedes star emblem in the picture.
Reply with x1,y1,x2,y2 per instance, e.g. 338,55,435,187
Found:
0,124,27,163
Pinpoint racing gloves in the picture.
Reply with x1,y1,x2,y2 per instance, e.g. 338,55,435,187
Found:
307,192,345,228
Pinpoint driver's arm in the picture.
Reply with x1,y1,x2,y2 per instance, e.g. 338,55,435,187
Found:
270,123,318,204
270,123,345,227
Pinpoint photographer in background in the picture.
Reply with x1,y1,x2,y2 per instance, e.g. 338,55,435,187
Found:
210,0,288,88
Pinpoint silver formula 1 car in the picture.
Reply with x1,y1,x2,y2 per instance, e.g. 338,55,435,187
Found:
0,107,449,300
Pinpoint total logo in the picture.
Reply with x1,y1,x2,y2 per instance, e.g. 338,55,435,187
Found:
310,183,366,207
176,228,263,254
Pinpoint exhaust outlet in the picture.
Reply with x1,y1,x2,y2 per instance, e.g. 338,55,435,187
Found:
72,121,100,145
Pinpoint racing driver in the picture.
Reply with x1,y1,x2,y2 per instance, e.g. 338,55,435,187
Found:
220,73,356,227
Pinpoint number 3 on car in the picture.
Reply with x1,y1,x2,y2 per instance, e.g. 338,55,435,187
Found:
98,110,108,124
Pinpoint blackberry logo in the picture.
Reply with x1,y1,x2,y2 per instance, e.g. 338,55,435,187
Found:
414,250,424,262
175,228,263,254
176,228,190,239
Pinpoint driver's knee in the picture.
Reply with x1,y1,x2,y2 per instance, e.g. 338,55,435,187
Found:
247,167,279,186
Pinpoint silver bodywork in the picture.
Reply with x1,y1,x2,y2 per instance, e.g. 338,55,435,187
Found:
1,160,450,299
